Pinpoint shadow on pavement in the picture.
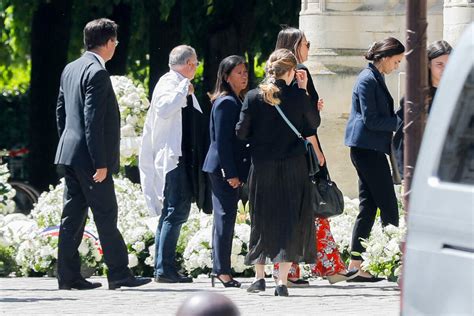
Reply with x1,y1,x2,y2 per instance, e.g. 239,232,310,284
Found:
1,297,77,303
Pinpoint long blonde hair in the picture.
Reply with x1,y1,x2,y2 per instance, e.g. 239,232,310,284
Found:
259,49,297,106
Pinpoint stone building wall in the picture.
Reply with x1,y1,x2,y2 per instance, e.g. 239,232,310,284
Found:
299,0,471,197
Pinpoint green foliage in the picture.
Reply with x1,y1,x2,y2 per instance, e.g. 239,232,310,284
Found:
253,55,266,83
0,90,29,149
0,1,35,91
0,246,17,276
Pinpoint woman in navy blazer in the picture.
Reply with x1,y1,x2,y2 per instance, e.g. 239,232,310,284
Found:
344,37,405,282
202,55,250,288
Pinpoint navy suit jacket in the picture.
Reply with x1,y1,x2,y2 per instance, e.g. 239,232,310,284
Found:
54,52,121,174
344,63,397,154
202,94,250,181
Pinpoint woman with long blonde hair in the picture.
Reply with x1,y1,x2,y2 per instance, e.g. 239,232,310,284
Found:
236,49,319,296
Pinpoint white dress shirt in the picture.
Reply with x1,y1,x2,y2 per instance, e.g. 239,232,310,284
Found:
86,51,106,69
139,70,202,216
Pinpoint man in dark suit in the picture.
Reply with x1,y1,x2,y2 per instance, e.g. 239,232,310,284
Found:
55,18,151,290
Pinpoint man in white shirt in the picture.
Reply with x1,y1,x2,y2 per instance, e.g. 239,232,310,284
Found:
139,45,201,283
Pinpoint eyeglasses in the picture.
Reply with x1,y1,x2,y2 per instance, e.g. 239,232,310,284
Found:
113,39,119,47
190,60,200,67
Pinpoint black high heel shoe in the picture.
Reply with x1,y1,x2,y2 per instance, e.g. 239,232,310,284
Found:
274,285,289,297
210,274,241,288
246,278,266,293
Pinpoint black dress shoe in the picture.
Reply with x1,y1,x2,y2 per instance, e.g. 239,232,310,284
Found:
346,275,384,283
155,274,193,283
274,285,289,297
246,278,266,293
59,279,102,290
108,276,152,290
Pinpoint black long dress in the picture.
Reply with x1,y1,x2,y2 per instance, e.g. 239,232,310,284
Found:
236,79,318,265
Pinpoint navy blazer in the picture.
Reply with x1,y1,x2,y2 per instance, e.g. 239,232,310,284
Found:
202,94,250,181
344,63,397,154
55,52,121,173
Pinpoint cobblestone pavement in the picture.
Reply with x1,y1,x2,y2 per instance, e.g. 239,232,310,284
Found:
0,277,400,315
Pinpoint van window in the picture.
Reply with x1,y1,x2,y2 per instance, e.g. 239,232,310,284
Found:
437,67,474,185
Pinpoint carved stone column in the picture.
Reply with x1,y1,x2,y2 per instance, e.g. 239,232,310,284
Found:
298,0,444,197
444,0,474,45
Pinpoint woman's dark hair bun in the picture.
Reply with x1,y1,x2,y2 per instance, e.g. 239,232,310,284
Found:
364,37,405,62
364,42,377,61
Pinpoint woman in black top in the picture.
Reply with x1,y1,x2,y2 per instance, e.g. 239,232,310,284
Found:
273,26,358,285
236,49,319,297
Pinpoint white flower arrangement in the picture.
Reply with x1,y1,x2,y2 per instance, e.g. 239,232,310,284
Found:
5,176,154,276
328,196,406,281
2,170,407,280
360,221,406,280
0,163,16,215
110,76,150,167
175,204,253,277
0,213,37,248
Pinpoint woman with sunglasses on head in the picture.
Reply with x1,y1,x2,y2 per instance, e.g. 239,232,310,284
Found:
272,26,358,286
203,55,251,288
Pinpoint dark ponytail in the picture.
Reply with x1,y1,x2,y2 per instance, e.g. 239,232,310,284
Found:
365,37,405,62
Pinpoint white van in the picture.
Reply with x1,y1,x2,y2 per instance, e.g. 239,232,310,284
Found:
401,24,474,315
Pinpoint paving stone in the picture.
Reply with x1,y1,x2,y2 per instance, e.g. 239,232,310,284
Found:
0,277,400,315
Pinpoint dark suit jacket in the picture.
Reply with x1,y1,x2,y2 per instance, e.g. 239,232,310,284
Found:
202,94,250,182
55,52,120,174
182,95,213,214
344,63,397,154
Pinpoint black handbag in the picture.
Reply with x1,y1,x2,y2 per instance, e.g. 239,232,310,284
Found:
275,105,319,176
311,165,344,218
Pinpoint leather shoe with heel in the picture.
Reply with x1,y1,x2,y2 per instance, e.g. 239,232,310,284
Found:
108,276,151,290
210,274,241,288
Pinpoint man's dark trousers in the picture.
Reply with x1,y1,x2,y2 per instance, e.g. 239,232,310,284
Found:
57,166,130,284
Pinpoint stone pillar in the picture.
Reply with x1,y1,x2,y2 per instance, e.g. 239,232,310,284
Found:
299,0,444,198
444,0,474,46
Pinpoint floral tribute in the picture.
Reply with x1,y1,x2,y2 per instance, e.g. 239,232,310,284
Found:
1,173,405,281
0,177,154,276
0,163,15,215
110,76,150,167
329,196,406,281
176,201,252,277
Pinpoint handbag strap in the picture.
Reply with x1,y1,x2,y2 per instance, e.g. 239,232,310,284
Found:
276,105,331,180
275,105,304,140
